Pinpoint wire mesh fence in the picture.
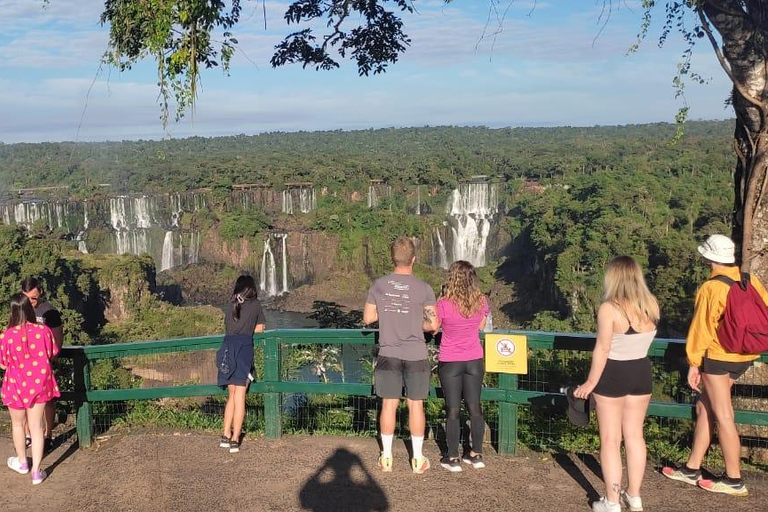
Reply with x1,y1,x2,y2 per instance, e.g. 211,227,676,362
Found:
1,332,766,477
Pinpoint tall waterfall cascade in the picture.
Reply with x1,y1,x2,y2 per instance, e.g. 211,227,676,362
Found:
260,234,290,297
446,182,499,267
161,231,175,271
433,225,449,269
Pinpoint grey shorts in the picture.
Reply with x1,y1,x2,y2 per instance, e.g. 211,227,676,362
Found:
374,356,430,400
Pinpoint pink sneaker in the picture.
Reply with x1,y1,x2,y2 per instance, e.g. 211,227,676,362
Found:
32,469,47,485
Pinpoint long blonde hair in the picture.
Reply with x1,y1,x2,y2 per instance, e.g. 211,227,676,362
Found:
443,260,485,318
603,256,660,324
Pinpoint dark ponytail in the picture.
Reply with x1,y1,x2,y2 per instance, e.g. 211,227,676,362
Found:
8,292,36,329
231,275,258,321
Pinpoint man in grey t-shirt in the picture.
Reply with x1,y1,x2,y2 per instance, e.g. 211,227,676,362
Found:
364,236,438,474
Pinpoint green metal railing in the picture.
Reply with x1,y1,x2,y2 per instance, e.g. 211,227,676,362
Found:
57,330,768,453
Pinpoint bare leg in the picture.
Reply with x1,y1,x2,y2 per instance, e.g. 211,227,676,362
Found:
230,385,247,442
622,394,651,497
379,398,399,436
223,385,236,439
686,390,714,470
406,398,425,437
594,394,625,503
44,401,56,441
701,372,740,478
26,403,46,473
8,407,28,463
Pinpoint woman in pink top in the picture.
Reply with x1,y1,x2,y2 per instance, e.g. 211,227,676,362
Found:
1,293,60,485
434,261,489,472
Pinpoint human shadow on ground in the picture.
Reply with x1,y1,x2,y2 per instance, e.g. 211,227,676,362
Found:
299,448,389,512
554,453,602,504
45,434,79,478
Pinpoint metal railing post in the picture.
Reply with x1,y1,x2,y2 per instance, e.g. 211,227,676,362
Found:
74,350,93,447
263,335,282,439
498,373,518,455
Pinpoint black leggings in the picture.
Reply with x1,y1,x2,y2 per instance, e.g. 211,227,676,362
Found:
438,358,485,458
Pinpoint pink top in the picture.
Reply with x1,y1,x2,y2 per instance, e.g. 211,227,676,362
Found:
0,323,60,410
436,297,489,362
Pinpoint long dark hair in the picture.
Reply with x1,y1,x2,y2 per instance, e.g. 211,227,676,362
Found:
231,275,258,321
9,292,36,329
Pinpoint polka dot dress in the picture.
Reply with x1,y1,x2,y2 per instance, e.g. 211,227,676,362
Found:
0,323,60,410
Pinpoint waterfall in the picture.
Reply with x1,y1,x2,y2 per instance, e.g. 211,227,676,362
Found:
83,201,89,229
161,231,175,271
115,230,150,255
416,186,421,216
110,197,127,230
434,226,449,269
367,185,378,208
446,182,499,267
134,196,153,228
283,188,316,214
2,206,9,225
282,190,294,215
280,233,289,294
77,231,88,254
170,194,184,227
298,188,315,213
260,237,278,297
187,231,200,264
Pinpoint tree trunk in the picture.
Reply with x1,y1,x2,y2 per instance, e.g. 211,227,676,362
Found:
701,2,768,278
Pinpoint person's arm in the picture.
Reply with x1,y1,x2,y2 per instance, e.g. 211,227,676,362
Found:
43,310,64,354
477,296,490,331
574,302,614,399
254,302,267,333
363,302,379,325
685,285,716,392
423,305,438,332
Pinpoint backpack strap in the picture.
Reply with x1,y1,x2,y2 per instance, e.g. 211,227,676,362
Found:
740,272,751,291
710,275,736,286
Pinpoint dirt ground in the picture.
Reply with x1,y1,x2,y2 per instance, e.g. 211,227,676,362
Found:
1,431,767,512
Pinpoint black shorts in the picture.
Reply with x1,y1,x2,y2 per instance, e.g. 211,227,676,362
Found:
701,357,752,380
592,357,652,398
374,356,430,400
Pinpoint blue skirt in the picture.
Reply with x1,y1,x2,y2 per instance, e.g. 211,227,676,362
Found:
217,334,254,387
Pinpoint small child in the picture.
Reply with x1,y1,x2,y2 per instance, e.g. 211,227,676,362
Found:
1,293,60,485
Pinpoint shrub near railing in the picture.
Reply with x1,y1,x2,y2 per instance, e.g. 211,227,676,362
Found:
55,330,768,467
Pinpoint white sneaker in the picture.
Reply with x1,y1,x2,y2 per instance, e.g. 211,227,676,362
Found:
592,497,621,512
621,490,643,512
7,456,29,475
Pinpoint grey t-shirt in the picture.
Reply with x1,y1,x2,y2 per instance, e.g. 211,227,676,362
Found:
224,299,266,335
366,273,436,361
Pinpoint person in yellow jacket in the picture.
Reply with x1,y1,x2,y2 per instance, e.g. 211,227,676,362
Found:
662,234,766,497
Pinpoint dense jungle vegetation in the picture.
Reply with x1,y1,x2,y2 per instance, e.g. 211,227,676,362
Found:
0,121,736,339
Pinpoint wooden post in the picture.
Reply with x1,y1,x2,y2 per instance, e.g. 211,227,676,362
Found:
263,335,282,439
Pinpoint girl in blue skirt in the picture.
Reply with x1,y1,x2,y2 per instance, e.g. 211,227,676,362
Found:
217,275,266,453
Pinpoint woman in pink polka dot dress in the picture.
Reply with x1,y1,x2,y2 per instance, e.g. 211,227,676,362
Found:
0,293,60,485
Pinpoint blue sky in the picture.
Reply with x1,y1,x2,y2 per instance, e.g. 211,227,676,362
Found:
0,0,732,143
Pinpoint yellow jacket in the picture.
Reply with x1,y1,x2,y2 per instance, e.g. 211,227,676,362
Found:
686,266,768,366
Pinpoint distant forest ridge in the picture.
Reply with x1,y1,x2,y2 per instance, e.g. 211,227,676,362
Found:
0,120,736,195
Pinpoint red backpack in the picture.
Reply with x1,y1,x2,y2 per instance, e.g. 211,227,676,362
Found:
711,273,768,355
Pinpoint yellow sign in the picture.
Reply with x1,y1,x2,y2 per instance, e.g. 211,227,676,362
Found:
484,334,528,374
